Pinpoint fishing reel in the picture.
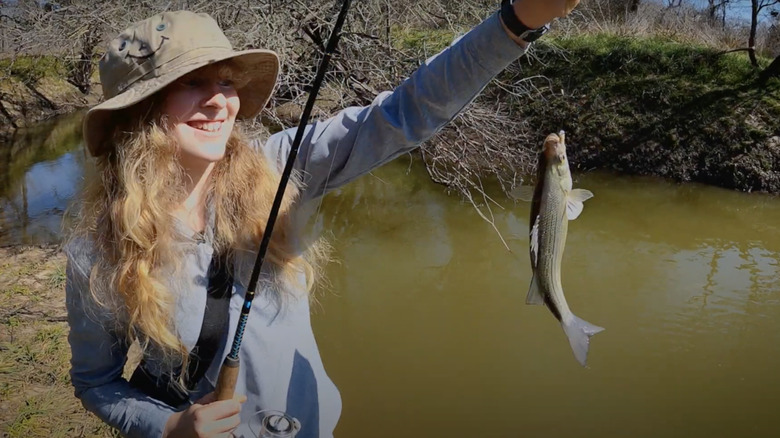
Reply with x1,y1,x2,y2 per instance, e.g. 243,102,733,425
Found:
249,410,302,438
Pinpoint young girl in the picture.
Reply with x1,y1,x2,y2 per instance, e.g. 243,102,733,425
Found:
65,1,580,437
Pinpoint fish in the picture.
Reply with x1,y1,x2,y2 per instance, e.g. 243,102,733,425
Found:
512,131,604,366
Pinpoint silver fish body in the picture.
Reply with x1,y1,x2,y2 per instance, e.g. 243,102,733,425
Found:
513,131,604,366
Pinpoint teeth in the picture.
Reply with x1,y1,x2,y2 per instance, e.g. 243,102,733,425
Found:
188,121,223,132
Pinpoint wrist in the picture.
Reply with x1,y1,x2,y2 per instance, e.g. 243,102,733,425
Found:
162,411,182,438
499,15,530,48
511,0,552,29
500,0,551,44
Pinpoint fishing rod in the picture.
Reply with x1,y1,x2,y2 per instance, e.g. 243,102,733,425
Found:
215,0,352,401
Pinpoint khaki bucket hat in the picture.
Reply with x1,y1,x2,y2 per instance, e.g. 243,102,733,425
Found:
83,10,279,156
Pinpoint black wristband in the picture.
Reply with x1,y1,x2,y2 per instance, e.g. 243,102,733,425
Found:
500,0,550,43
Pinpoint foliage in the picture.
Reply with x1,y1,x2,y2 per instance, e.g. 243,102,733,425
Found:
0,56,66,86
500,33,780,192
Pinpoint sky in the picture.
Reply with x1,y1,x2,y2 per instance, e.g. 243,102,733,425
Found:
685,0,778,23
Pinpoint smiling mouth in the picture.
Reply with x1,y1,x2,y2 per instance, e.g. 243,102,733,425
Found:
186,120,224,132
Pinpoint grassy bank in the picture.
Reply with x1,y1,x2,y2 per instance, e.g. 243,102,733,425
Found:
494,34,780,192
0,246,113,437
3,27,779,194
0,56,98,136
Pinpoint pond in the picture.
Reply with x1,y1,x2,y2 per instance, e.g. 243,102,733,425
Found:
2,114,780,437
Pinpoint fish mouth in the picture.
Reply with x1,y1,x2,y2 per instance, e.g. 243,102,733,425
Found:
543,133,561,159
542,130,568,163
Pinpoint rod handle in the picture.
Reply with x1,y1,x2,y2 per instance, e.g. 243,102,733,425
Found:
215,356,240,401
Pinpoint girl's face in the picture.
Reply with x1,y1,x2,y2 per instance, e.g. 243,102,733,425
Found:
162,64,240,169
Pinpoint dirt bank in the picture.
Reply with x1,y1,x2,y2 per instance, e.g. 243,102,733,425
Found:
497,35,780,193
0,66,99,139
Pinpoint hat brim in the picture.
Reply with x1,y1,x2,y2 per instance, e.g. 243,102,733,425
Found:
83,48,279,157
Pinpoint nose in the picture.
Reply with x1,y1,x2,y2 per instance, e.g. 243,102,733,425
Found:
201,82,227,109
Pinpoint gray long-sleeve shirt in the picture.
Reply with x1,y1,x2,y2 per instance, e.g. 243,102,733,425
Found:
65,13,527,438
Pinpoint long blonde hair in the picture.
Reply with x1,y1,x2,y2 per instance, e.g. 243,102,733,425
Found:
68,67,321,365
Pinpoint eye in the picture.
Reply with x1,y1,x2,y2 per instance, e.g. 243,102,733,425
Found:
218,78,235,88
181,77,204,88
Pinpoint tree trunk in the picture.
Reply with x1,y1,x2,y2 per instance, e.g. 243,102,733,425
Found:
749,0,759,67
66,26,99,95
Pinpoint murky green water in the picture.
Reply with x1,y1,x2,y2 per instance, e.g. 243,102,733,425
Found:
3,115,780,437
0,113,85,245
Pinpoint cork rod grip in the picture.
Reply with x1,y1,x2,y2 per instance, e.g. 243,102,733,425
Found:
215,356,239,401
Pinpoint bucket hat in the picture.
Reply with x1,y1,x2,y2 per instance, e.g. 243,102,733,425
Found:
83,10,279,156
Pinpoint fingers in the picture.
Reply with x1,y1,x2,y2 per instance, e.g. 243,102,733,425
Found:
195,408,241,436
195,392,245,405
190,399,242,436
198,399,242,422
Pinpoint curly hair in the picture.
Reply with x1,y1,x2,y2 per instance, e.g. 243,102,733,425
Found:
67,62,323,368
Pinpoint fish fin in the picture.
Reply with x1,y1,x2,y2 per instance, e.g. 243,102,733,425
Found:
566,189,594,220
562,314,605,367
530,215,540,266
570,188,594,202
526,274,544,305
510,185,535,202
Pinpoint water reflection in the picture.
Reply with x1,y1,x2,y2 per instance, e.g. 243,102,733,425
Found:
0,113,85,245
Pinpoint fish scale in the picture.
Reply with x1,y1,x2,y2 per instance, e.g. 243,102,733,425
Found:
535,168,573,322
520,131,603,367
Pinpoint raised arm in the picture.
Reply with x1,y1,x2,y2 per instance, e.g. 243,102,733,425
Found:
263,12,527,200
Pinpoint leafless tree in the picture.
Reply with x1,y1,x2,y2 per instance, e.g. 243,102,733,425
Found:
759,11,780,80
748,0,780,65
707,0,730,27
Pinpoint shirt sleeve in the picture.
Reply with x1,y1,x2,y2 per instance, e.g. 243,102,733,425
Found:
262,12,527,201
65,257,176,438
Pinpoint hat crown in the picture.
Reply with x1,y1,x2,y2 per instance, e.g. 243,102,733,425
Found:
99,11,233,99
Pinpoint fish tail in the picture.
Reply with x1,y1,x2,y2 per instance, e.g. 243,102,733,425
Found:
562,314,605,367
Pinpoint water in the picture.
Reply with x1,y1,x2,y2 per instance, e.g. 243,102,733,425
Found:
0,113,85,245
313,164,780,438
2,115,780,437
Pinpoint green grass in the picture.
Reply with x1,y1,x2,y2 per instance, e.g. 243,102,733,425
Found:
2,284,32,298
392,27,456,53
48,265,67,290
0,248,115,437
0,55,67,86
487,31,780,191
0,319,114,437
546,33,768,86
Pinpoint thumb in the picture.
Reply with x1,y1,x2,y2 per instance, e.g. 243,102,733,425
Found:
235,394,247,404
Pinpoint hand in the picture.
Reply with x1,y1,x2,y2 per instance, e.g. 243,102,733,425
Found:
163,392,247,438
512,0,581,29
